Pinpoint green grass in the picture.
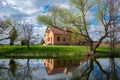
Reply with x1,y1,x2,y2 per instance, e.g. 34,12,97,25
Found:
96,46,120,54
0,45,86,54
0,45,120,57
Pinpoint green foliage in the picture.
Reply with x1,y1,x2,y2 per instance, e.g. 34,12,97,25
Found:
71,0,93,12
39,39,44,45
10,27,18,45
37,15,54,26
37,6,61,27
70,29,85,44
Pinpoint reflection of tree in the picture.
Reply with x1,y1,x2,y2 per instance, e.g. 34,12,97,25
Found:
20,59,32,80
0,58,120,80
9,59,17,76
8,59,18,80
94,59,109,80
25,59,32,80
109,56,120,80
71,57,120,80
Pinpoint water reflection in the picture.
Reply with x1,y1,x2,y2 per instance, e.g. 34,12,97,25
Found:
0,57,120,80
72,57,120,80
44,59,82,75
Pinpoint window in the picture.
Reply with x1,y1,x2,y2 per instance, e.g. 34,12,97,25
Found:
47,30,50,33
57,60,60,65
63,37,66,42
57,36,60,41
48,37,50,41
51,37,52,42
63,60,66,64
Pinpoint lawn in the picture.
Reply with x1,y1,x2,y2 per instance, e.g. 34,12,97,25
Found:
0,45,86,56
0,45,120,57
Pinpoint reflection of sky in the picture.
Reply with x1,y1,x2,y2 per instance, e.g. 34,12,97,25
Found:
0,58,120,79
0,59,72,80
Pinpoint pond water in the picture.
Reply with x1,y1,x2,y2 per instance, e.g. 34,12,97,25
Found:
0,57,120,80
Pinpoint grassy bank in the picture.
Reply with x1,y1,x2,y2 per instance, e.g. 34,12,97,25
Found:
0,45,86,54
0,45,120,57
96,46,120,54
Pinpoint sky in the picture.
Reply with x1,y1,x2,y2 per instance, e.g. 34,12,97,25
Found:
0,0,99,44
0,0,71,44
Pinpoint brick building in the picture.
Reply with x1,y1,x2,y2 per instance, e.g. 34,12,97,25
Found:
44,26,84,45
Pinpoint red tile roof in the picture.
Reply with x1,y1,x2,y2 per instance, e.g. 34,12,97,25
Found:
49,26,72,35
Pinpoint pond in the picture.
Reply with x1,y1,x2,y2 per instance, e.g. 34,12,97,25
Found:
0,57,120,80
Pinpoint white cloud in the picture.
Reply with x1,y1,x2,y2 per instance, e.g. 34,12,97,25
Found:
89,24,105,41
90,24,104,32
33,25,47,38
87,11,95,21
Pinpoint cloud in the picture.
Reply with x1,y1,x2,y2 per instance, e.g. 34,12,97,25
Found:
0,0,70,44
33,25,47,38
89,24,106,41
10,13,28,20
31,25,47,44
0,0,70,20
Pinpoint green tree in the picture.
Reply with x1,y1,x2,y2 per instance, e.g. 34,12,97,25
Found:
39,39,44,45
9,19,18,46
37,0,120,55
70,29,85,45
37,6,63,27
10,27,18,45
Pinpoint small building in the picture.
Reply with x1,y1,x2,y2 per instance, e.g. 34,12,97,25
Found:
44,26,85,45
44,26,72,45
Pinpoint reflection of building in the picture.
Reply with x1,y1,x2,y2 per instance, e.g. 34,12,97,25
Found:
44,59,80,75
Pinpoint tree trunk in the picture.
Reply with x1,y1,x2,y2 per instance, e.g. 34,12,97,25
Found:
10,42,14,46
27,44,30,49
10,38,14,46
89,41,96,55
27,40,30,49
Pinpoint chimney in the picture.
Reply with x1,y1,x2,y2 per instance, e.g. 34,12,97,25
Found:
64,27,68,31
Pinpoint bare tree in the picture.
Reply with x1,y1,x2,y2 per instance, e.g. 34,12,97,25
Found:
105,0,120,54
0,18,12,41
20,22,33,49
68,0,120,54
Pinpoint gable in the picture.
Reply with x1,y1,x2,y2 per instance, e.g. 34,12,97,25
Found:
45,26,72,35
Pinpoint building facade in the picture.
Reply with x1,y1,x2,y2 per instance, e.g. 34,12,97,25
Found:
44,26,72,45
